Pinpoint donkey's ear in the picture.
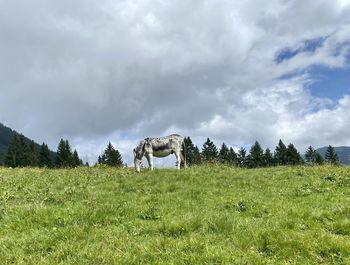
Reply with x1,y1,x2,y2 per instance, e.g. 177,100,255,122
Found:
133,148,136,156
142,142,146,151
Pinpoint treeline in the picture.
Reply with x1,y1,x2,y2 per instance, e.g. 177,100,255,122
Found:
184,137,340,168
3,134,123,168
2,133,341,169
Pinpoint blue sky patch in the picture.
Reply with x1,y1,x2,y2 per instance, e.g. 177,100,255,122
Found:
275,37,326,64
307,65,350,100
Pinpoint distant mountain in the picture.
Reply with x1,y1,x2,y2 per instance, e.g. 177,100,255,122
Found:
317,146,350,165
0,123,56,165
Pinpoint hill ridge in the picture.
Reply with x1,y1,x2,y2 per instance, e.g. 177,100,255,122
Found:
0,123,56,164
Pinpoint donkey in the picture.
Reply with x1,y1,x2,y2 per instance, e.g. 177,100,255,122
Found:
133,134,186,172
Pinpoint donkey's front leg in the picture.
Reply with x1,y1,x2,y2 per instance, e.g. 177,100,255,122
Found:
146,153,154,170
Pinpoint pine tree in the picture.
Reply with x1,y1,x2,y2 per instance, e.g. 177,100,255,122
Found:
18,135,29,167
228,147,238,166
325,145,339,165
237,147,248,167
192,146,202,165
56,139,65,167
202,138,218,162
72,149,82,167
39,142,52,167
305,146,316,164
183,137,202,166
248,141,264,168
219,142,230,164
65,140,73,166
101,154,106,163
97,155,102,164
101,142,123,167
305,146,324,165
274,139,288,165
286,143,303,165
314,152,324,165
184,136,197,166
4,134,21,167
56,139,73,167
263,148,274,167
27,140,38,167
4,134,34,167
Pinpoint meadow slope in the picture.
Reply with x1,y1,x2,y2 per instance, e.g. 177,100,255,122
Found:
0,165,350,264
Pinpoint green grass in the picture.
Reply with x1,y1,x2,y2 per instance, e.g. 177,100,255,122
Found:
1,165,350,264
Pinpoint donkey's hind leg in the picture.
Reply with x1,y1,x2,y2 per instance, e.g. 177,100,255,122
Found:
179,151,186,169
174,151,181,170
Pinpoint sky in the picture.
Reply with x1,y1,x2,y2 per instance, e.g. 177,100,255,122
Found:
0,0,350,166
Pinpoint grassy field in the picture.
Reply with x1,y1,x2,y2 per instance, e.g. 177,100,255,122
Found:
0,165,350,264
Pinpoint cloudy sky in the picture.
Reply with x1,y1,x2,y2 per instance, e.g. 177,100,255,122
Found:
1,0,350,165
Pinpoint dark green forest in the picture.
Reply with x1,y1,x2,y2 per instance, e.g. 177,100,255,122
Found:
1,123,349,168
0,123,123,168
183,137,344,167
0,123,56,165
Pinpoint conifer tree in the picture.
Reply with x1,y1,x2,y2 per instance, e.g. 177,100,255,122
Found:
56,139,73,167
219,142,230,164
286,143,303,165
263,148,274,167
18,135,29,167
27,140,38,167
56,139,65,167
101,154,106,163
101,142,123,167
305,146,324,165
325,145,339,165
39,142,52,167
72,149,82,167
4,134,21,167
192,146,202,165
237,147,248,167
97,155,102,164
274,140,288,165
65,140,73,164
4,134,33,167
228,147,238,166
184,136,197,166
183,137,203,166
248,141,264,168
202,138,218,162
305,146,316,164
315,152,324,165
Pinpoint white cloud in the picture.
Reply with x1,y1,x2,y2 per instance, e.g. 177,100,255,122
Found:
0,0,350,164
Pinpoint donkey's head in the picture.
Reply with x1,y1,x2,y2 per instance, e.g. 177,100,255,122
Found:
133,138,151,172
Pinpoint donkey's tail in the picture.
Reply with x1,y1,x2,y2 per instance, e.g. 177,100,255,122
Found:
181,138,187,169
